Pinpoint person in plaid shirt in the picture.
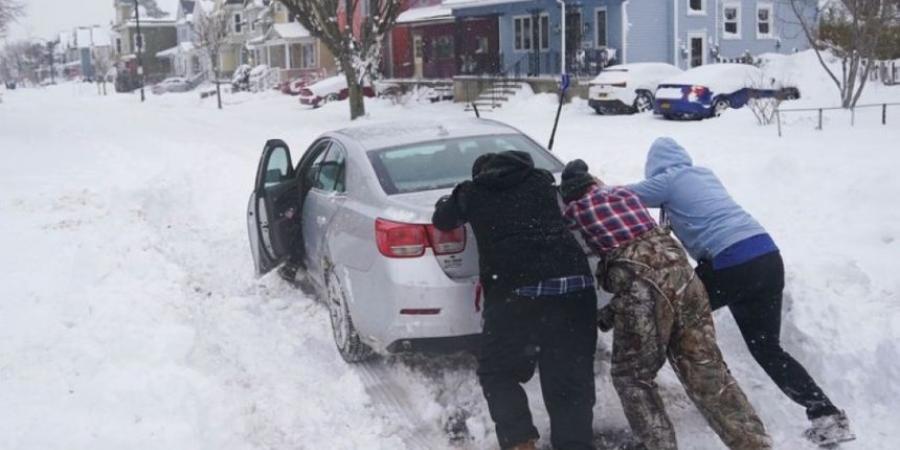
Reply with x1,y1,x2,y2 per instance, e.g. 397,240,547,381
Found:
560,159,772,450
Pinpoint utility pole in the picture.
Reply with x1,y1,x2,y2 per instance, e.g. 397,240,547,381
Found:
134,0,146,101
557,0,566,76
47,41,56,84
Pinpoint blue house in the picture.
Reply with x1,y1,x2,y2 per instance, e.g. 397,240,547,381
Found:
447,0,818,76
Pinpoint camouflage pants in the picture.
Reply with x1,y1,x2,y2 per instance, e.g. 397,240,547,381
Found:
602,228,771,450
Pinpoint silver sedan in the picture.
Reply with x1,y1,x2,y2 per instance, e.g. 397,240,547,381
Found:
247,118,565,362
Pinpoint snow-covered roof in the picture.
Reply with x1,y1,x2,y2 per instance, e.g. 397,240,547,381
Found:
156,42,195,58
397,5,453,24
272,22,311,40
444,0,533,9
75,27,112,48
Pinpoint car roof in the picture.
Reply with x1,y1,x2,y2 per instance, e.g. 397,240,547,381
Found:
333,118,523,151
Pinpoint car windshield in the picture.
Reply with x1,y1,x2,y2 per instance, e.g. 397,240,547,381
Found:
368,134,563,195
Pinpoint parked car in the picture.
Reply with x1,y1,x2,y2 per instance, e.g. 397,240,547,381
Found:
246,119,566,361
588,63,683,114
298,75,376,108
151,77,191,95
654,63,800,119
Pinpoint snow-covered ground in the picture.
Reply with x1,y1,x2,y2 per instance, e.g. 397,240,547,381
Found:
2,54,899,449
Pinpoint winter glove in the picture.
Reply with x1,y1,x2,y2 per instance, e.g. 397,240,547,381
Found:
597,304,615,333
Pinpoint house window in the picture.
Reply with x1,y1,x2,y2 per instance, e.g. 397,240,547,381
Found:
302,43,316,68
596,9,607,47
435,36,454,59
514,15,549,51
757,4,774,38
688,0,705,15
723,4,741,38
540,15,549,50
234,13,243,33
116,37,122,54
514,16,530,51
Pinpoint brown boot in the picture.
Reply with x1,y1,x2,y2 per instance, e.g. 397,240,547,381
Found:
506,439,538,450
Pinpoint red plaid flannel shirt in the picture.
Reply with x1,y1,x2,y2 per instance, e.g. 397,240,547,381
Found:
563,184,657,255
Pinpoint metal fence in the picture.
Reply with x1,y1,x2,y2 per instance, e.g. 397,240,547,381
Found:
774,102,900,137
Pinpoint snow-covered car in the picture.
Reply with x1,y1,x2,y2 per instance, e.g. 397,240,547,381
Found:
246,119,565,361
151,77,191,95
588,63,683,114
654,64,800,119
298,75,376,108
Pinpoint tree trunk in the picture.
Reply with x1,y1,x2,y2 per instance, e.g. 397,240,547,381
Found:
215,69,222,110
341,61,365,120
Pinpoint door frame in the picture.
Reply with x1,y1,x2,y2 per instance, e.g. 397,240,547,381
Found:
412,33,424,78
687,30,707,68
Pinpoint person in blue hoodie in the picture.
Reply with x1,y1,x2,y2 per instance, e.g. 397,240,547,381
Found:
628,137,854,447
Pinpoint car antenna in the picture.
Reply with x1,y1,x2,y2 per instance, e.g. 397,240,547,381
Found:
548,73,571,151
471,102,480,118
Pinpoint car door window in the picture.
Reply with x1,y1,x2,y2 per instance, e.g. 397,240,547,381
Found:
316,142,347,193
264,145,292,190
304,141,332,188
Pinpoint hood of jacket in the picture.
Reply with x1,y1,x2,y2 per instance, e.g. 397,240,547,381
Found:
473,150,535,190
645,137,693,178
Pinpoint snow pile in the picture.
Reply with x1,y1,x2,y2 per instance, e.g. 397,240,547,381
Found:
1,49,899,449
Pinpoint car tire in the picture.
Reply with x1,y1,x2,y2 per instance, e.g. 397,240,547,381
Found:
713,98,731,117
593,106,605,115
632,91,654,113
324,93,339,104
325,264,374,363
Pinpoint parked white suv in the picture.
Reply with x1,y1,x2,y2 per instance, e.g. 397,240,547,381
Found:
588,63,683,115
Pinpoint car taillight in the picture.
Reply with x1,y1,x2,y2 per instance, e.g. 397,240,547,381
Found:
376,219,428,257
426,225,466,255
375,219,466,258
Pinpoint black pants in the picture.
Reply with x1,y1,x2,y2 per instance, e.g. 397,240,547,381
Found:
696,251,838,420
477,288,598,450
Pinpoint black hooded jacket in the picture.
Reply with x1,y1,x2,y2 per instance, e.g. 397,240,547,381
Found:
432,151,591,299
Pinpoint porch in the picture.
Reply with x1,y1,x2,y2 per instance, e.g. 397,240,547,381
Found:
246,23,331,84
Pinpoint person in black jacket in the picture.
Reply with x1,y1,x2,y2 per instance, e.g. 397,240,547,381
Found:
433,151,597,450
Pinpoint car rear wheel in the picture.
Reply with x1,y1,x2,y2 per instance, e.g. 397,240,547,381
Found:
324,93,339,104
593,106,605,115
633,91,654,113
325,265,374,363
713,98,731,117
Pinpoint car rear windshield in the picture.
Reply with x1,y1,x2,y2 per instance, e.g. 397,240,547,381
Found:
368,134,563,195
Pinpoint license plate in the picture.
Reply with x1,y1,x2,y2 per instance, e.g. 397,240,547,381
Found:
660,102,671,109
595,93,608,98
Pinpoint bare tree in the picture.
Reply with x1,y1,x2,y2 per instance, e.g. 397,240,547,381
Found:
789,0,898,107
93,49,114,95
193,7,230,109
277,0,403,120
0,0,24,37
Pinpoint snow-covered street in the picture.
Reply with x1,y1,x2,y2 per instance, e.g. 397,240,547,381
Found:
2,73,899,449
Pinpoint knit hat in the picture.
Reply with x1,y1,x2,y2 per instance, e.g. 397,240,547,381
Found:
560,159,597,203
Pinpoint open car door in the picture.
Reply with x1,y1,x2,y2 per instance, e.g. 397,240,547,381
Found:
247,139,301,276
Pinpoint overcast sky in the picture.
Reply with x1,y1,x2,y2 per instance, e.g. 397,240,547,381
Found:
6,0,115,41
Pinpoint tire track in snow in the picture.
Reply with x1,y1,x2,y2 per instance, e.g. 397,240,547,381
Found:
357,361,452,449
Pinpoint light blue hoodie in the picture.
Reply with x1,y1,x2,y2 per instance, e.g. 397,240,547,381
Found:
628,137,769,262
